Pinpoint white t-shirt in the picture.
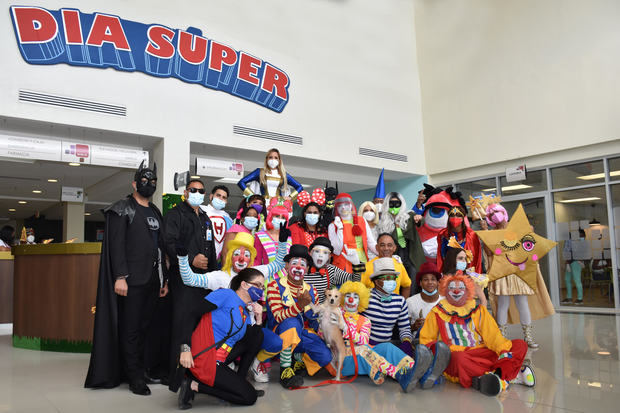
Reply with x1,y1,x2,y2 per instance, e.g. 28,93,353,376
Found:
0,239,9,248
406,293,443,321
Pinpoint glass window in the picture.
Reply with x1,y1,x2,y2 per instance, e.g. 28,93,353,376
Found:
551,160,605,188
499,169,547,195
553,186,613,308
608,157,620,182
456,178,497,201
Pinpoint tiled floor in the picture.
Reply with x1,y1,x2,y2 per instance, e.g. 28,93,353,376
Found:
1,313,620,413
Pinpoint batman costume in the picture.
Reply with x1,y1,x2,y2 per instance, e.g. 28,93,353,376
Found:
85,162,167,395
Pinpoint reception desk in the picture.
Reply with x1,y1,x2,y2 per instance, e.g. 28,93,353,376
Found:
0,251,13,323
12,243,101,352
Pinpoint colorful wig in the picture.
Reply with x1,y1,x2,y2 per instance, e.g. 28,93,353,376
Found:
438,272,475,304
339,281,371,313
266,205,290,230
221,232,257,273
378,192,409,232
485,203,509,228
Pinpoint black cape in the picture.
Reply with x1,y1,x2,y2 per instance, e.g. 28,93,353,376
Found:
84,197,163,388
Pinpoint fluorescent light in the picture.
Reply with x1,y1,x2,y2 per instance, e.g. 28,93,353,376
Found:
191,175,201,179
84,212,91,216
559,197,601,203
577,171,620,180
482,188,497,192
18,201,27,204
502,184,532,192
214,177,240,183
68,162,81,166
32,190,42,194
597,351,611,356
587,382,602,388
47,179,58,183
8,208,16,212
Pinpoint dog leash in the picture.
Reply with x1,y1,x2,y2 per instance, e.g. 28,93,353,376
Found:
291,317,359,389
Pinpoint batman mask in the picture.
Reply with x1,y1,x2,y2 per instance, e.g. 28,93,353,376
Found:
134,161,157,198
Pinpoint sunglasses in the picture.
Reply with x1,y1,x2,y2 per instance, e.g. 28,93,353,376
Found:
187,187,205,194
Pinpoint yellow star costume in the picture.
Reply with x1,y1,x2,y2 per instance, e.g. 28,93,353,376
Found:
476,204,556,292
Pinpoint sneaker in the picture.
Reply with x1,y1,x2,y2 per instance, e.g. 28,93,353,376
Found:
472,373,502,396
396,344,432,393
511,365,536,387
293,360,307,376
251,358,270,383
574,299,584,305
561,298,573,304
280,367,303,389
420,341,451,390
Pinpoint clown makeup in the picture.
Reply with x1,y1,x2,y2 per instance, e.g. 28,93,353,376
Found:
337,202,353,219
287,257,308,282
446,279,467,306
311,246,331,269
232,247,252,273
344,292,360,313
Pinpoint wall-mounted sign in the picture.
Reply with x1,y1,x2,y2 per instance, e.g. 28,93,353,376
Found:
505,164,526,183
0,134,61,161
195,157,244,178
91,145,148,168
61,141,91,164
61,186,84,202
9,6,291,112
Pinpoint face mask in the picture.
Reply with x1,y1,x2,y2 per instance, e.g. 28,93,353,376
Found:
389,207,400,216
272,218,286,229
449,217,463,228
248,285,264,302
251,204,263,214
212,197,226,210
267,159,279,169
422,288,438,296
456,261,467,271
381,280,397,294
243,216,259,230
187,192,204,207
363,211,375,222
26,235,35,243
137,182,156,198
305,213,319,226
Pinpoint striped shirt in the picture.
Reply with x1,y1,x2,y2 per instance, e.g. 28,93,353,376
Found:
266,276,317,328
362,289,412,344
304,265,361,304
178,240,287,289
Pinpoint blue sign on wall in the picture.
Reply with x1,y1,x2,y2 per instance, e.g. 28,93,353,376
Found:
9,6,290,112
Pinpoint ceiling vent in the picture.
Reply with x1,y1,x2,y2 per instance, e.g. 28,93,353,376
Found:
19,90,126,116
359,147,408,162
233,125,302,145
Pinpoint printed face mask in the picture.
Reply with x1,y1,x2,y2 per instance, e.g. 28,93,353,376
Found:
247,285,264,302
344,292,360,313
232,247,252,273
288,257,308,281
311,246,331,269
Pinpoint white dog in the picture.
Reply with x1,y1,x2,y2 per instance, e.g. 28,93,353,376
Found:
311,289,347,381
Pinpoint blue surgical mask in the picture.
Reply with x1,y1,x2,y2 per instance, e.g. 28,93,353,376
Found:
272,218,286,229
422,288,438,296
187,192,204,207
456,261,467,271
243,216,259,230
212,197,226,210
305,213,320,226
382,280,397,294
248,285,264,302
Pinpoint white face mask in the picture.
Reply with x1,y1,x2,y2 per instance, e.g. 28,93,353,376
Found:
363,211,376,222
267,159,279,169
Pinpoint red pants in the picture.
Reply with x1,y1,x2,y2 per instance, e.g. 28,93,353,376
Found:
430,339,527,388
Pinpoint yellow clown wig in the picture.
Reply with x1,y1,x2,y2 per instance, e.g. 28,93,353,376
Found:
221,232,257,273
339,281,371,313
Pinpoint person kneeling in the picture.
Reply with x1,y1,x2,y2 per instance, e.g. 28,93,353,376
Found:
419,272,535,396
176,269,267,408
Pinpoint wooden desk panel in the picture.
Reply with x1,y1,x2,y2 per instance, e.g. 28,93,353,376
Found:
13,254,99,342
0,257,13,323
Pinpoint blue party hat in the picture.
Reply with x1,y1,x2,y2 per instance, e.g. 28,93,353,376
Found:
374,169,386,199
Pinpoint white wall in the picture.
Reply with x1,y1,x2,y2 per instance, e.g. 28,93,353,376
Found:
414,0,620,184
0,0,426,184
